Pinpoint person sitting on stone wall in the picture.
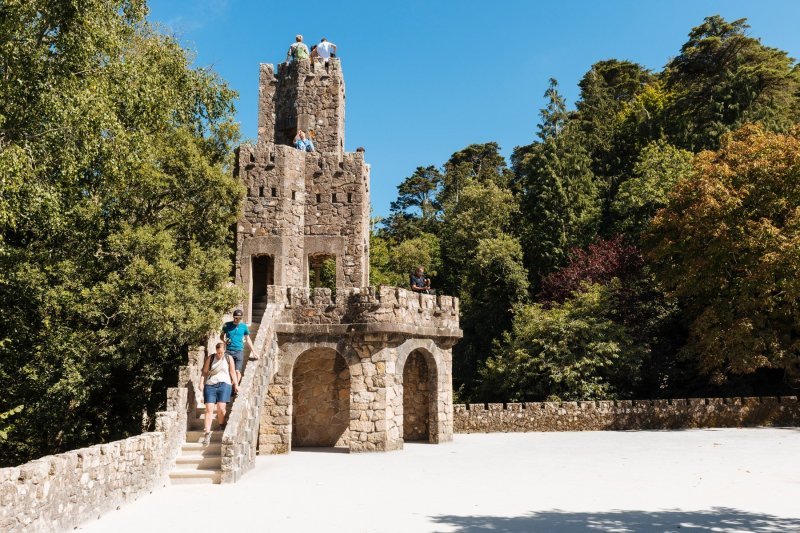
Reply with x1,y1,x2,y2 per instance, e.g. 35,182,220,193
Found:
410,266,433,294
221,309,259,384
294,130,315,152
200,342,239,445
286,34,309,62
314,37,337,63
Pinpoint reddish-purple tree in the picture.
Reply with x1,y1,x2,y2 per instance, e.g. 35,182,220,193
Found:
539,236,644,302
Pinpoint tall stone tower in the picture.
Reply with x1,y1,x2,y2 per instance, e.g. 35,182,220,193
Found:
233,58,461,456
235,59,369,322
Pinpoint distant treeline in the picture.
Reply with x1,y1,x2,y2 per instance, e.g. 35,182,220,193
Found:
370,16,800,403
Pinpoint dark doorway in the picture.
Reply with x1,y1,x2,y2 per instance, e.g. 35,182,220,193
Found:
251,255,274,305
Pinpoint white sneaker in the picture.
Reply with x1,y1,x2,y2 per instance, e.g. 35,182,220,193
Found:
202,431,211,446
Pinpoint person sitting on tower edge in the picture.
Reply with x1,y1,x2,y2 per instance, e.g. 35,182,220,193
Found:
286,34,309,62
315,37,337,63
410,266,433,294
294,130,315,152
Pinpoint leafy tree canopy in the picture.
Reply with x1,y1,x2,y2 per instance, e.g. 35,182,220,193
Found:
0,0,241,465
647,125,800,382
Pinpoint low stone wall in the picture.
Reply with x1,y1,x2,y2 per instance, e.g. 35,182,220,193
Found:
0,388,188,532
454,396,800,433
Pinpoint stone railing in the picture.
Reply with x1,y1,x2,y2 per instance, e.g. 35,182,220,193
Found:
0,387,189,532
266,285,461,334
454,396,800,433
219,304,280,483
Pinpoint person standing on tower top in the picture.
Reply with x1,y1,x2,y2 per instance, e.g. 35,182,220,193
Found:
315,37,337,63
286,34,309,62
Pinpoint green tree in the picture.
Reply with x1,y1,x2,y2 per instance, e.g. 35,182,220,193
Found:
386,166,442,236
517,80,601,284
0,0,240,465
647,125,800,383
440,142,513,207
611,141,694,238
575,60,653,179
480,283,648,402
664,15,800,151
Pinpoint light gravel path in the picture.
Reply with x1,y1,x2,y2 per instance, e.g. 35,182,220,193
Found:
79,428,800,532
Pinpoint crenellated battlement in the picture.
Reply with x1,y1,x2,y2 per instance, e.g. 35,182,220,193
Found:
263,285,461,335
454,396,800,433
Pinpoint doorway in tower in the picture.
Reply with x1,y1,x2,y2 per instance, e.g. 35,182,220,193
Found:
291,347,350,449
307,254,336,294
250,255,274,324
403,350,438,443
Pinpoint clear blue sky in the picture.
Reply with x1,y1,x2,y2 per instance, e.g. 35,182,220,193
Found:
147,0,800,218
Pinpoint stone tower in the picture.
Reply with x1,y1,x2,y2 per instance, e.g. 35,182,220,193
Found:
233,58,461,456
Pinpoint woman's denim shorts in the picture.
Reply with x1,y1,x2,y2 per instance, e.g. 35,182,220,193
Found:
203,382,232,404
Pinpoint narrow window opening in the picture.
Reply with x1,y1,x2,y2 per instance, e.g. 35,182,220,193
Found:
271,187,277,197
332,193,337,203
316,193,321,203
259,186,264,197
347,192,353,203
292,190,297,201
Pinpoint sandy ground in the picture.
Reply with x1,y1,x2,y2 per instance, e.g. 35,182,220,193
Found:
78,428,800,533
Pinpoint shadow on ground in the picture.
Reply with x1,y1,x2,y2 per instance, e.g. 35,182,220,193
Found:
431,508,800,532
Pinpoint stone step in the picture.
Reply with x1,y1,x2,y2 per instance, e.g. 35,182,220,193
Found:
175,455,222,470
169,469,221,485
181,442,221,454
188,419,223,431
185,430,222,444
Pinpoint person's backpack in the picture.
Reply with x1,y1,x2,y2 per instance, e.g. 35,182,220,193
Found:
293,43,309,60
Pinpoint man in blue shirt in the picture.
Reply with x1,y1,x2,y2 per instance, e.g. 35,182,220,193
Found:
221,309,259,382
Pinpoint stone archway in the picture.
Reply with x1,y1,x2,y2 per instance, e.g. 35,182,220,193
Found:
402,349,438,443
292,347,350,448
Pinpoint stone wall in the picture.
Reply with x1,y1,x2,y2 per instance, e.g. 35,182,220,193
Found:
0,388,188,532
453,396,800,433
272,59,345,153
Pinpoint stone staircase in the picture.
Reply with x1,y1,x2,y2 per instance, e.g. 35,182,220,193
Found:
169,408,225,484
169,302,267,485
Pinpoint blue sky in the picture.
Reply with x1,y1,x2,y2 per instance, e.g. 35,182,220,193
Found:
147,0,800,218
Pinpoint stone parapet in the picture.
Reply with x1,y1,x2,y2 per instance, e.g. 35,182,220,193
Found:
453,396,800,433
267,285,461,335
0,388,188,532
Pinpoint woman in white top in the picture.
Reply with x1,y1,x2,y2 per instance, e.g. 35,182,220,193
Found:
200,342,239,445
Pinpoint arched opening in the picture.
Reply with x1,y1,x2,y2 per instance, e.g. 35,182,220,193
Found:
292,348,350,448
403,350,437,442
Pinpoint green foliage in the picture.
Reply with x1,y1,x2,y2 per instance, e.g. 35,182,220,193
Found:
369,232,441,288
479,284,648,402
647,125,800,382
518,126,601,283
664,16,800,151
0,0,240,465
386,166,442,237
612,141,694,238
